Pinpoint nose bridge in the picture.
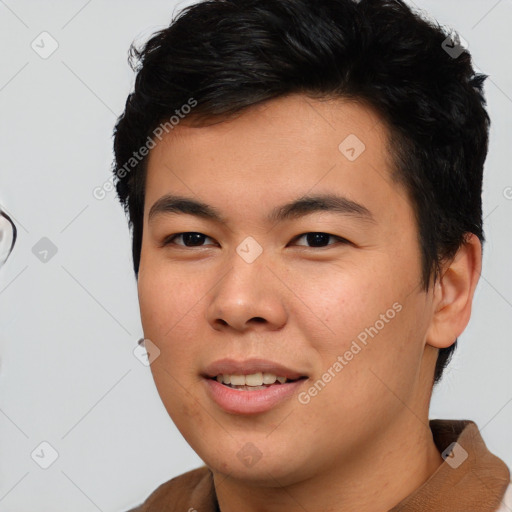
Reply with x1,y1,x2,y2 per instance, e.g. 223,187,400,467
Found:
206,236,287,330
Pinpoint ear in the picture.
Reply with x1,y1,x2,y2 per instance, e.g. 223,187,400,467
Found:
425,233,482,349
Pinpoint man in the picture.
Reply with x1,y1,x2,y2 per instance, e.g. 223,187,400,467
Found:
112,0,511,510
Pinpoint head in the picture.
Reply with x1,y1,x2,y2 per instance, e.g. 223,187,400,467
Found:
112,0,487,483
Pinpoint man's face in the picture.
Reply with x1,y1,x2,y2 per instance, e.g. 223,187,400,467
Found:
138,94,437,483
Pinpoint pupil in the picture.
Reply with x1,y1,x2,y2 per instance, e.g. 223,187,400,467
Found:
307,233,329,247
183,232,205,246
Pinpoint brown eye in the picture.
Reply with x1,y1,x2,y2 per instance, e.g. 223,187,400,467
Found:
161,232,215,247
293,232,348,248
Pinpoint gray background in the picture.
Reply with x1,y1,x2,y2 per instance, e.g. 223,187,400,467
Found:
0,1,511,510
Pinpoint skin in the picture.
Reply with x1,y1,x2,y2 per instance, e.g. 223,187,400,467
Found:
137,93,482,512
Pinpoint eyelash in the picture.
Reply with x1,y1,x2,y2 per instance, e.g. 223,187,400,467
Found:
160,232,350,249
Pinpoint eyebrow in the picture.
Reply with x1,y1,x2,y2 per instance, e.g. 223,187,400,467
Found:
148,193,376,226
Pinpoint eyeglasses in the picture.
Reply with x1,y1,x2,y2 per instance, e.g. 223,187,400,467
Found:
0,210,17,267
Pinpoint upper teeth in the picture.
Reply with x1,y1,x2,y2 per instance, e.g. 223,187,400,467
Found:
216,373,288,386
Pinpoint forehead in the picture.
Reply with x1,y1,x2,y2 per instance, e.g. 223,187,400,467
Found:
144,94,412,231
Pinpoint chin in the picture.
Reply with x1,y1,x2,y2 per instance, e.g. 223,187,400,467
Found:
201,443,308,486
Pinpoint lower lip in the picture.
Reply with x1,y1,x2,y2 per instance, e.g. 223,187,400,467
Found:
203,378,307,415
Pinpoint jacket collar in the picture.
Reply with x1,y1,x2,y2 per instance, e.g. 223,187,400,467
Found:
389,419,510,511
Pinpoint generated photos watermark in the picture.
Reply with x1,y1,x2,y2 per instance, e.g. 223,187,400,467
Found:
93,97,197,200
298,301,403,404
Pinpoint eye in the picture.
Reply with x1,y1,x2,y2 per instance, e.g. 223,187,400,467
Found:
161,232,216,248
160,231,349,249
292,232,349,248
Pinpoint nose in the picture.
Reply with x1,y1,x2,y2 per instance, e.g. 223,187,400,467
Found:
205,250,288,333
0,210,17,267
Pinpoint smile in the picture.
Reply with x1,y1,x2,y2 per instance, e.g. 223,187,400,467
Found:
213,372,299,390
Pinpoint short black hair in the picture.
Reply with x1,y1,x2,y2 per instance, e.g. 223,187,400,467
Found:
112,0,490,385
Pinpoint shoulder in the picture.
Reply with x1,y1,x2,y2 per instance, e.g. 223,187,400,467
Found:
125,465,216,512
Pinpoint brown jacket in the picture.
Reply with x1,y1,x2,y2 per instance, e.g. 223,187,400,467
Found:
127,419,511,511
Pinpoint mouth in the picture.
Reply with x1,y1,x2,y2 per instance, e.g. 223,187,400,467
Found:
201,358,309,414
209,373,308,391
202,358,309,386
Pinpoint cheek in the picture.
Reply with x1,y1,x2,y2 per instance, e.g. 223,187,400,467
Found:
290,260,390,348
149,359,211,447
297,261,420,398
137,267,205,420
137,265,208,395
138,263,201,337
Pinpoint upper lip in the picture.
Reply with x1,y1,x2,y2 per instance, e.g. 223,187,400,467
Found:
202,358,308,381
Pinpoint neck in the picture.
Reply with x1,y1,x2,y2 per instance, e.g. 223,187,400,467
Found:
212,414,444,512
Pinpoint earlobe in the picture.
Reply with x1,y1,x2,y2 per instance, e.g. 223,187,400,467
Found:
425,233,482,349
